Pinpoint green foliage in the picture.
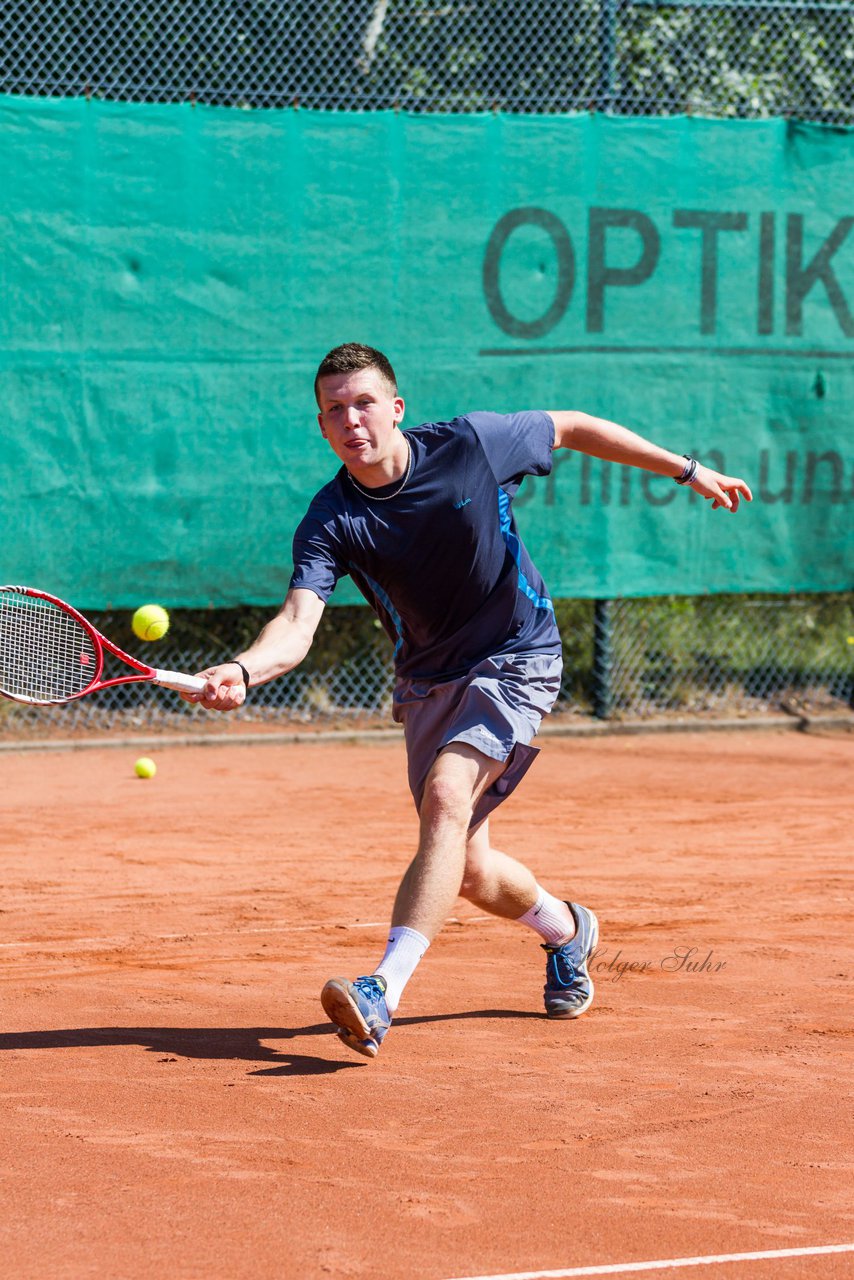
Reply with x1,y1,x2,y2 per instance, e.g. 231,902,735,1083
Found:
604,591,853,713
617,4,854,121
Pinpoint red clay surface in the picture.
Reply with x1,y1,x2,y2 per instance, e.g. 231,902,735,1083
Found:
0,730,851,1280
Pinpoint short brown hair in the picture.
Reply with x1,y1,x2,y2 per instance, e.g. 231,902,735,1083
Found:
314,343,398,406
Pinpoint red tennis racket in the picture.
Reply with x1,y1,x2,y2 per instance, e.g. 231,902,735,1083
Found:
0,586,206,705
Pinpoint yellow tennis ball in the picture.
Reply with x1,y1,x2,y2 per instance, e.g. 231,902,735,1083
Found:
132,604,169,641
134,757,157,779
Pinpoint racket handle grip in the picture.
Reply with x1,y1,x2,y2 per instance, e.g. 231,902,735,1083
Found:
153,669,208,694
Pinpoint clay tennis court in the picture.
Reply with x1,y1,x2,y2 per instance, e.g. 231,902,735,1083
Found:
1,727,851,1279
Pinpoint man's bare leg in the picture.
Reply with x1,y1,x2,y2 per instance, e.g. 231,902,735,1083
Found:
458,817,598,1021
458,818,540,918
390,743,508,938
321,742,506,1055
458,819,575,938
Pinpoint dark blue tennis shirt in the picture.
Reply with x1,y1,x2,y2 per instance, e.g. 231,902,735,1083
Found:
289,411,561,681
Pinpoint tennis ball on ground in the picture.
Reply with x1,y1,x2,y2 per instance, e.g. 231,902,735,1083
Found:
132,603,170,641
134,757,157,779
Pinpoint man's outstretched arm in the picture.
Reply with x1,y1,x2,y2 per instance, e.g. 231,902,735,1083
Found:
548,410,753,512
185,587,326,712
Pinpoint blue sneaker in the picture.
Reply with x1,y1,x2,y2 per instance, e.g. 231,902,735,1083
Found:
542,902,599,1019
320,975,391,1059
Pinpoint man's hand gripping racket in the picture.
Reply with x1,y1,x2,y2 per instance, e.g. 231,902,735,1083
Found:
0,586,206,705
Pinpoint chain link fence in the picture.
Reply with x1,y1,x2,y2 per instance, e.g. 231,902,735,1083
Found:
1,594,850,739
2,1,853,122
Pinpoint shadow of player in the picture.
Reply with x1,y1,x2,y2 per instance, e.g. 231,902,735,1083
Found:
0,1008,539,1075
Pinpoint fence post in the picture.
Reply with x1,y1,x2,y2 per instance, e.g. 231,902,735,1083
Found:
593,598,613,719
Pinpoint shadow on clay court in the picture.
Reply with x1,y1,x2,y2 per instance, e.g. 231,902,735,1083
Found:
0,1010,539,1075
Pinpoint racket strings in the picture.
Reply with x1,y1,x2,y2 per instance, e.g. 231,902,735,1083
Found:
0,590,98,703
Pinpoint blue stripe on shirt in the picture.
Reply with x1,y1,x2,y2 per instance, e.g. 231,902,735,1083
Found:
354,566,405,656
497,488,555,613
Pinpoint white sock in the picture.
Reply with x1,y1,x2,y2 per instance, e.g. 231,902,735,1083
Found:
516,888,575,945
373,926,429,1015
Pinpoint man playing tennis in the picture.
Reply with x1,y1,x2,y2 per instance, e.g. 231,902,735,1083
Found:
189,342,752,1060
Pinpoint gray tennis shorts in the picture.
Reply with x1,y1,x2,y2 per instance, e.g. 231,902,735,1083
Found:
392,650,563,827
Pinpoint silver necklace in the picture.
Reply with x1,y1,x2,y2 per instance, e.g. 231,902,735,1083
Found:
346,436,412,502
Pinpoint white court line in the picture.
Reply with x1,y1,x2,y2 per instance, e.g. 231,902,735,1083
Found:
0,915,496,953
446,1242,854,1280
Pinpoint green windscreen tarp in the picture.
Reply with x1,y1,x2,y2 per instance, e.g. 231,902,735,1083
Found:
1,97,852,607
